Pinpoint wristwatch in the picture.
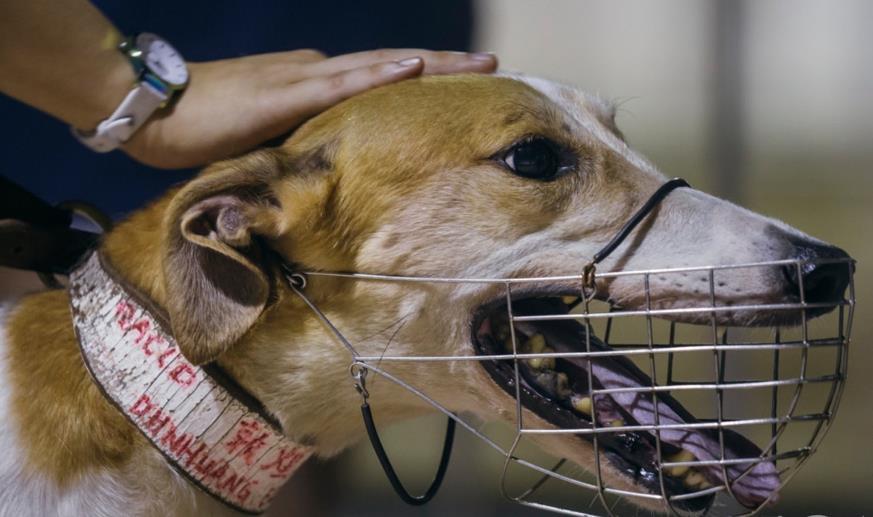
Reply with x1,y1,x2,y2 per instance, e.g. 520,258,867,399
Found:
73,33,189,153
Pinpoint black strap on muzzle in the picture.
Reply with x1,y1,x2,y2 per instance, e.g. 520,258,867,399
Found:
581,177,690,295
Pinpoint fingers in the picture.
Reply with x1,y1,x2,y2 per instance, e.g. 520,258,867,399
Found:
239,48,328,70
274,57,426,122
269,49,497,135
276,48,328,64
285,48,327,63
305,49,497,77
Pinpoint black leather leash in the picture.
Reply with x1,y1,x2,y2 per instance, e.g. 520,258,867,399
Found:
0,175,104,276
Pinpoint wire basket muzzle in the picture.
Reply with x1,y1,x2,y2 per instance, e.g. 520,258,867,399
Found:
295,256,855,516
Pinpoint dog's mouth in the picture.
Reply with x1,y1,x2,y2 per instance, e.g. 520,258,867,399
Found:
472,295,781,514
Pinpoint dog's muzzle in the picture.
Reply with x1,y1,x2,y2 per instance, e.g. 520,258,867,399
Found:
284,179,856,517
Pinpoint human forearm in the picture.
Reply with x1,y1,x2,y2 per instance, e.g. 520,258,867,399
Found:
0,0,498,169
0,0,132,129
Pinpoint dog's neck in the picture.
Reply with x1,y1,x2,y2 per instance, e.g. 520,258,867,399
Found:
101,198,439,459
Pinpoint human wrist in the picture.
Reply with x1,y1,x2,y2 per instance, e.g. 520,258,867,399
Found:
73,32,190,154
72,40,136,130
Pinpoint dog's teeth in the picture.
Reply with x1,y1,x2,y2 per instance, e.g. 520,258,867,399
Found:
521,333,550,367
609,419,623,428
562,295,581,306
684,470,706,488
534,371,556,391
527,346,556,370
523,335,554,371
534,371,567,400
525,334,547,353
571,395,592,415
664,449,695,477
541,347,556,369
555,372,571,399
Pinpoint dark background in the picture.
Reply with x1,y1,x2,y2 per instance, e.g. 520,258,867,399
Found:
0,0,474,217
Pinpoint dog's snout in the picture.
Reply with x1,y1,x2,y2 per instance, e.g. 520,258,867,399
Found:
781,240,852,305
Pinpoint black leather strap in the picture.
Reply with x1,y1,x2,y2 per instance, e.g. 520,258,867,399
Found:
361,401,455,506
0,220,99,275
592,178,690,265
0,175,73,227
0,176,101,274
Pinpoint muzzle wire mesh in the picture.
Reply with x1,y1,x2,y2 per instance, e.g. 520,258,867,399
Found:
290,256,854,517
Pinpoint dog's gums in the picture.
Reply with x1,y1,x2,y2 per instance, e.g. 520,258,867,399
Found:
472,296,781,512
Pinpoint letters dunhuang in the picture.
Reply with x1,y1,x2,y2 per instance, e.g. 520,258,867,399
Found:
70,252,311,513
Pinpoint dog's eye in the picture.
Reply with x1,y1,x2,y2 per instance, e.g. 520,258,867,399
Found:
502,138,564,180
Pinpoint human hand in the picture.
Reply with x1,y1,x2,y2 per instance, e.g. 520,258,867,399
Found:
121,49,497,169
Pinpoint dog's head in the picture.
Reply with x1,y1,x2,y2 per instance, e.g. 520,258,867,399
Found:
157,74,851,513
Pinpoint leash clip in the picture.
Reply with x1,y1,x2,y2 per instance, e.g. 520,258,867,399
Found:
579,178,691,305
350,362,370,401
280,262,308,290
581,260,598,302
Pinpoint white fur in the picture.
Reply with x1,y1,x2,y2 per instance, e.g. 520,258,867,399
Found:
0,302,234,517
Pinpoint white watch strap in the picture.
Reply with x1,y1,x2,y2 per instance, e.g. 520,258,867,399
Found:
73,81,168,153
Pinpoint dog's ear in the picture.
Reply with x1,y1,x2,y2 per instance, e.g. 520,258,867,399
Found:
162,150,287,365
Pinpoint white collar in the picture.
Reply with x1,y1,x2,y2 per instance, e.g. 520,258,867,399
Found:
69,251,311,514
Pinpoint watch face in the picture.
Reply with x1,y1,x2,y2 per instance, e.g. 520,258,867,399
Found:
136,33,189,87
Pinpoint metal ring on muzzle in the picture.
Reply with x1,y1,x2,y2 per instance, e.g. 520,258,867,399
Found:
283,178,855,516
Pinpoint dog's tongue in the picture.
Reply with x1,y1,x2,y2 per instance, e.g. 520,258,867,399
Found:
538,322,781,508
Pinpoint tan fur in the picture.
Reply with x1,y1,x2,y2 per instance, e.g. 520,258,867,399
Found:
6,291,140,484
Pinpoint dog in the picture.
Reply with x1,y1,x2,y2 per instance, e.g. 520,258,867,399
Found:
0,73,850,516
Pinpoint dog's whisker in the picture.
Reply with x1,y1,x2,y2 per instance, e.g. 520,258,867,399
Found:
367,315,410,389
587,491,601,510
357,314,409,344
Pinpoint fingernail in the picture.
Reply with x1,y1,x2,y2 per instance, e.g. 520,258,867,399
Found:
470,52,496,61
396,57,423,67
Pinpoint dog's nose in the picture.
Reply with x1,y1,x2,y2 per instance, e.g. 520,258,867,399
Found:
781,240,852,305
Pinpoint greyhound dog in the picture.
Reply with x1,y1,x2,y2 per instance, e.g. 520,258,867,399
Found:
0,73,850,516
